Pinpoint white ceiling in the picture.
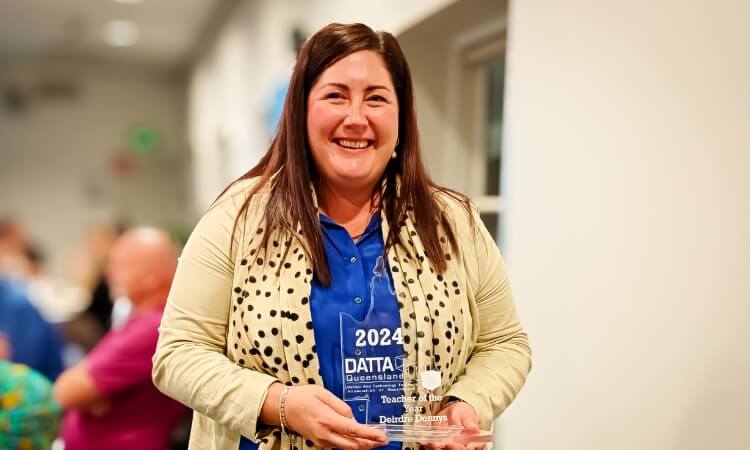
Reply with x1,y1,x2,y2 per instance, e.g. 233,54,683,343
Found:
0,0,227,68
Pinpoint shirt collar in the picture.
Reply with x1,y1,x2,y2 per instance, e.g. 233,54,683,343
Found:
318,210,382,241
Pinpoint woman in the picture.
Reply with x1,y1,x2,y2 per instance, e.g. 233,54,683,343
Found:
153,23,531,450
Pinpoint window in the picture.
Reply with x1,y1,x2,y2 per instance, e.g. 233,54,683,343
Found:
397,0,507,245
462,36,506,243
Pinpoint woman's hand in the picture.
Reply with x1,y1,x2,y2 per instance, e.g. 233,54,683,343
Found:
264,383,388,450
423,400,485,450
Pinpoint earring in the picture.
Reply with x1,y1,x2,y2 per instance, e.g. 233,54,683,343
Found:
391,150,397,159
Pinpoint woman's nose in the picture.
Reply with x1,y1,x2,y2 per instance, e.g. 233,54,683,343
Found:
343,102,368,129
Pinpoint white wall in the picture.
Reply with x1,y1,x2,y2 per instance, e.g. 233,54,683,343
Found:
502,1,750,449
0,61,189,274
187,0,301,212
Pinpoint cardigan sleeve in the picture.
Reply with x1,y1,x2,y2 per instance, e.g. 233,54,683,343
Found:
443,204,532,430
152,180,278,441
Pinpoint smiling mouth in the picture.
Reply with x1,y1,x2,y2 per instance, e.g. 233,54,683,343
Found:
333,139,373,150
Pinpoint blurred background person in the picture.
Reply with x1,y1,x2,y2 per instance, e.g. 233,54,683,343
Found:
0,360,62,450
0,333,10,359
0,219,29,278
1,218,94,370
0,275,65,381
71,223,122,335
61,223,123,353
53,227,187,450
22,241,89,328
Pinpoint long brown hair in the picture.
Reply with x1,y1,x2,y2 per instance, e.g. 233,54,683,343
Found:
219,23,471,286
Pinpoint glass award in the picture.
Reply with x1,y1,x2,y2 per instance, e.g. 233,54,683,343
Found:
339,257,493,444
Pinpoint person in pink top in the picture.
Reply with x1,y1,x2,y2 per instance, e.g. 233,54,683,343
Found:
54,227,187,450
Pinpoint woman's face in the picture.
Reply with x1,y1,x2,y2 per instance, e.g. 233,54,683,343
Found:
307,50,399,192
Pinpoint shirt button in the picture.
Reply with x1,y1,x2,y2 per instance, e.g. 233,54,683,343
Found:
354,297,362,304
358,404,366,412
350,256,357,264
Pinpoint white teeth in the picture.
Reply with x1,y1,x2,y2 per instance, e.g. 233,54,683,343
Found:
336,139,369,149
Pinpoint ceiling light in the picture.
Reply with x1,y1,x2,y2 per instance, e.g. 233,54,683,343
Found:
112,0,144,4
103,20,139,47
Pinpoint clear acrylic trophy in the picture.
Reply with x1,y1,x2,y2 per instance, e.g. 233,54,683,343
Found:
339,257,493,444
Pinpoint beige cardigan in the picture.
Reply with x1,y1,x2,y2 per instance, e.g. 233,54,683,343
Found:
152,177,531,450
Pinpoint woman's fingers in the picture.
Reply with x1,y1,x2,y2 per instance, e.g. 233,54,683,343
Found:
310,413,386,450
327,412,387,443
282,385,387,449
352,436,389,450
315,432,365,450
315,389,387,443
466,442,486,450
421,401,483,450
425,443,446,450
444,443,467,450
455,406,483,450
460,414,481,432
457,405,484,450
315,388,355,418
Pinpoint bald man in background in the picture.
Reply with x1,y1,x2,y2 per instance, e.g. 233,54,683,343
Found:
54,228,187,450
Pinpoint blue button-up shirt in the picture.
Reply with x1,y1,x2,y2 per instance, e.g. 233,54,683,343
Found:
240,212,402,450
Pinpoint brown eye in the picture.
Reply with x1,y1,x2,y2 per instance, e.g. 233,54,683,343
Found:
326,92,345,99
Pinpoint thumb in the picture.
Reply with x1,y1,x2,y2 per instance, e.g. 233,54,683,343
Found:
462,414,481,432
